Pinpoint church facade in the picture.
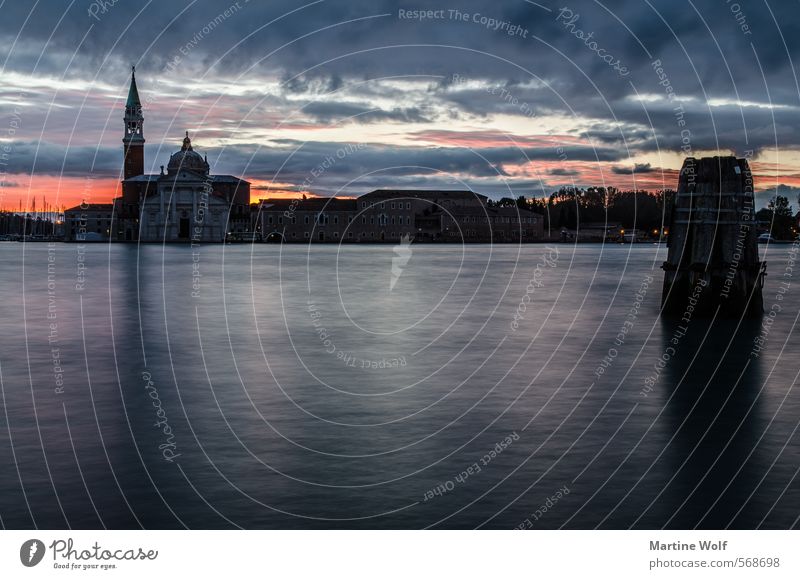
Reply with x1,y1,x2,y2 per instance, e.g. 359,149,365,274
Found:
65,67,250,242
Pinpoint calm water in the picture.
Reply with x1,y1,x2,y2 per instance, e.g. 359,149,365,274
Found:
0,242,798,529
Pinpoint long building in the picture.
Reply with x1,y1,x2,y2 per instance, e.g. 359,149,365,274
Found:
256,190,543,243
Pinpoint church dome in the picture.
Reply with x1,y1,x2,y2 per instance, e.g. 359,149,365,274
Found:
167,132,209,175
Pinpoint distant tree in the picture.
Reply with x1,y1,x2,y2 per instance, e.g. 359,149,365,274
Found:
771,195,793,217
757,195,795,240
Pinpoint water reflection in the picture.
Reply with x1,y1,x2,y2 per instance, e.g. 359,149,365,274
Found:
657,318,765,529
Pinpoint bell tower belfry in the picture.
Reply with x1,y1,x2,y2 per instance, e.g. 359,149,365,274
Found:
122,65,144,179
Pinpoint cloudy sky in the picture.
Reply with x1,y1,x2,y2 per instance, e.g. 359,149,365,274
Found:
1,0,799,209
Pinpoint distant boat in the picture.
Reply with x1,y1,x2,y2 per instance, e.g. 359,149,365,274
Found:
758,233,775,243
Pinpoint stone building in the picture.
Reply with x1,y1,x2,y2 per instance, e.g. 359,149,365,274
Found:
138,133,235,242
258,197,357,242
63,203,116,241
64,67,251,242
256,190,543,242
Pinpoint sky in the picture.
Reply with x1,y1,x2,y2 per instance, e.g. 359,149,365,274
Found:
1,0,800,210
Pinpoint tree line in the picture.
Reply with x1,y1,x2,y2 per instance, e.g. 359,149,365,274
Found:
489,188,799,240
489,187,669,233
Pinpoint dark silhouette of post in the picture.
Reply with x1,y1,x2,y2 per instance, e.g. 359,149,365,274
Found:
661,156,765,317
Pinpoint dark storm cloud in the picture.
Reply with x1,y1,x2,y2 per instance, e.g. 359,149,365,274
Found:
2,0,800,189
218,138,626,179
302,101,430,123
612,162,653,175
3,140,119,177
3,0,797,97
549,167,579,176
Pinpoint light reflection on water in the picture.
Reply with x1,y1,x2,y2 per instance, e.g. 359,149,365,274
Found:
0,242,797,529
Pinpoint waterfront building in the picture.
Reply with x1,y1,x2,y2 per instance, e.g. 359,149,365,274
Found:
258,197,357,242
66,67,250,242
63,203,115,241
256,190,544,243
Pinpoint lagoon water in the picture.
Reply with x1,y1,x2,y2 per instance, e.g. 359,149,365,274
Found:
0,242,798,529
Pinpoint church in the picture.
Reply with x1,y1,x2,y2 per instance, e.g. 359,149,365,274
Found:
65,67,250,242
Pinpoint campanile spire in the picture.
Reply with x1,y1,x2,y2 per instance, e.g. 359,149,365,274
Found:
122,65,144,179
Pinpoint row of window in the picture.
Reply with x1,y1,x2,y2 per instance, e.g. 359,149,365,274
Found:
446,216,538,224
67,214,113,220
282,230,413,240
265,214,537,226
447,230,537,237
361,201,413,210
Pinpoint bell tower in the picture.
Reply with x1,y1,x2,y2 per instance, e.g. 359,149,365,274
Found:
122,65,144,179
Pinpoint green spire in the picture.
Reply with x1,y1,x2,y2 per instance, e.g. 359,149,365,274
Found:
126,65,141,108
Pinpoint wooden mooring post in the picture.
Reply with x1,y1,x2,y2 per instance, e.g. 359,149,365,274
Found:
661,156,765,317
